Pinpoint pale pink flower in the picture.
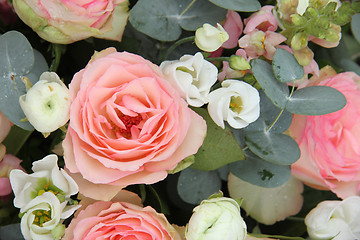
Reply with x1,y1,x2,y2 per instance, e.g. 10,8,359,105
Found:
238,30,286,60
0,111,12,143
0,153,24,197
243,6,278,34
289,66,360,199
63,48,207,201
222,10,243,49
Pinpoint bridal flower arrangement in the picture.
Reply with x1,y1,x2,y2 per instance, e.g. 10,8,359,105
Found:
1,0,360,239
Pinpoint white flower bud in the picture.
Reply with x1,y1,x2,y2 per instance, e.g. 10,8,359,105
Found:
195,23,229,52
9,154,79,211
19,72,70,133
305,196,360,240
160,52,218,107
207,80,260,129
185,197,247,240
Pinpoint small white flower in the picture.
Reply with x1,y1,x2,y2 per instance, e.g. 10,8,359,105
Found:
185,197,247,240
208,80,260,129
195,23,229,52
19,72,70,133
9,154,78,211
305,196,360,240
296,0,310,15
160,52,218,107
20,192,72,240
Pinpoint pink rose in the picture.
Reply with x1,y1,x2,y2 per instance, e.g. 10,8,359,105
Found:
12,0,129,44
0,111,12,143
243,6,278,34
63,48,206,200
63,200,182,240
289,66,360,199
0,152,24,198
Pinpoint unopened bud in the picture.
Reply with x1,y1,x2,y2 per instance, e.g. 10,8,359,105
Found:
291,14,306,26
229,55,250,71
291,31,309,50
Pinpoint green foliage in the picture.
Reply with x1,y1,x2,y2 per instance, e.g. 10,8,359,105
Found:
129,0,226,41
177,168,222,204
190,108,245,171
229,152,291,188
272,48,304,83
208,0,261,12
351,13,360,44
2,126,32,155
0,31,48,130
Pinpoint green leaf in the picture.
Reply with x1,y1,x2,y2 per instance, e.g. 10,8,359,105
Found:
229,152,291,188
272,48,304,83
129,0,226,41
286,86,347,115
251,59,289,108
208,0,261,12
245,131,300,165
249,233,306,240
2,125,32,155
0,224,23,240
191,108,245,171
245,91,293,133
177,168,222,204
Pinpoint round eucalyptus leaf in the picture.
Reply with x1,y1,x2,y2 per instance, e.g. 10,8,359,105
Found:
351,13,360,44
272,48,304,83
177,168,222,204
245,131,300,165
251,59,289,108
286,86,347,115
229,152,291,188
209,0,261,12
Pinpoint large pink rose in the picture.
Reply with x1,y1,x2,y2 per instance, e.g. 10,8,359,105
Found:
63,200,182,240
63,48,206,200
289,66,360,199
13,0,129,44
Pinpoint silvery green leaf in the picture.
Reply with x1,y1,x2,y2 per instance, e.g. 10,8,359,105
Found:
272,48,304,83
286,86,347,115
351,13,360,44
209,0,261,12
177,168,222,204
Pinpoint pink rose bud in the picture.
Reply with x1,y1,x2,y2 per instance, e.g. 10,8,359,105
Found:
12,0,129,44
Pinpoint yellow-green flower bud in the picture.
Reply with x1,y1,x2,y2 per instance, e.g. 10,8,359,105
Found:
51,224,66,240
291,14,306,26
291,31,309,50
229,55,251,71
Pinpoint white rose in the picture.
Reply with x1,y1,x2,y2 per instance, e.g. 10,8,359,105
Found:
207,80,260,129
20,192,73,240
19,72,70,133
9,154,78,211
185,197,247,240
305,196,360,240
160,52,218,107
195,23,229,52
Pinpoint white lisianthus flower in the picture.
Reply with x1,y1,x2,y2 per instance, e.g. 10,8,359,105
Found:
305,196,360,240
160,52,218,107
208,80,260,129
185,197,247,240
19,72,70,134
195,23,229,52
20,192,74,240
296,0,309,15
9,154,79,211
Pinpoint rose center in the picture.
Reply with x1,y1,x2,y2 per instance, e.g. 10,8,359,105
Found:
117,112,143,139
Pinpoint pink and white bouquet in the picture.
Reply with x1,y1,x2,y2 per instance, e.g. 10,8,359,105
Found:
0,0,360,239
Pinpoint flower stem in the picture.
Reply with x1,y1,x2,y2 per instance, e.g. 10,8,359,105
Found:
180,0,197,16
206,57,230,62
49,44,66,72
161,36,195,61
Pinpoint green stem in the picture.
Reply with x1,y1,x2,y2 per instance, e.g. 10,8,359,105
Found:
180,0,197,16
139,184,146,203
266,83,296,132
49,44,65,72
161,36,195,61
206,57,230,62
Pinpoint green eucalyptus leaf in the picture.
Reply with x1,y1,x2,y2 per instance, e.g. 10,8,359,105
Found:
251,59,289,108
2,125,32,155
245,91,293,133
177,168,222,204
208,0,261,12
351,13,360,44
245,131,300,165
286,86,346,115
0,31,36,130
129,0,226,41
272,48,304,83
191,108,245,171
229,152,291,188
